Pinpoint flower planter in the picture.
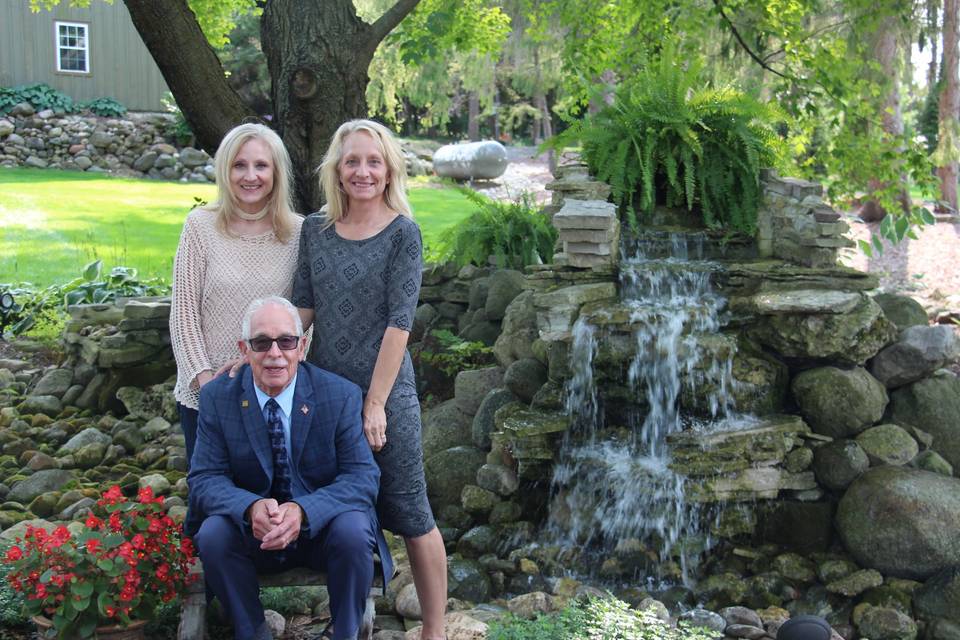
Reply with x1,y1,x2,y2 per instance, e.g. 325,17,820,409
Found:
32,615,147,640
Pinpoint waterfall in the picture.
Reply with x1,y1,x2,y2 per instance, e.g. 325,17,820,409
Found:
547,231,740,583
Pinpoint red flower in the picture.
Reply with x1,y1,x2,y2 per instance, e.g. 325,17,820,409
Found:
108,512,122,532
85,539,101,555
102,485,123,504
85,514,103,529
137,486,154,504
5,546,22,561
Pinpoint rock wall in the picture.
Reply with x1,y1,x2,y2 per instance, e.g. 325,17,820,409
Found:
0,101,434,182
0,104,216,181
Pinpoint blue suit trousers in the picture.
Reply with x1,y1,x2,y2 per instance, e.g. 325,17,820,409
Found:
196,511,376,640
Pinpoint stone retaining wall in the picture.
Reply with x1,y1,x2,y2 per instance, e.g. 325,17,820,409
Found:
0,104,215,182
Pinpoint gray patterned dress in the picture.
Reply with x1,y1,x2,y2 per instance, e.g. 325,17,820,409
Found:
291,213,435,537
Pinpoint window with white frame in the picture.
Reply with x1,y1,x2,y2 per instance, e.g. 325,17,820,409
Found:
55,21,89,74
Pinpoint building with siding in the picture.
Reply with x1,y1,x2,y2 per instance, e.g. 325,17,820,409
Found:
0,1,170,112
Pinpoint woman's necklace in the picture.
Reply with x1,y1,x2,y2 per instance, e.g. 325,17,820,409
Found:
233,204,270,221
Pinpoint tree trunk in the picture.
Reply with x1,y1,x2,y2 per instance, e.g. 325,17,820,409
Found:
122,0,253,153
859,16,911,222
261,0,419,212
928,0,940,89
125,0,419,213
937,0,960,212
467,93,480,141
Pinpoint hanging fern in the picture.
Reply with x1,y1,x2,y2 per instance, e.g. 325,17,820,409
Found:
548,48,784,234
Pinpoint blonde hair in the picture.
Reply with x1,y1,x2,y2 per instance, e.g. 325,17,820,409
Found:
318,119,412,224
207,123,299,242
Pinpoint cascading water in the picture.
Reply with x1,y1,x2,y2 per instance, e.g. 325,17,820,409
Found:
547,231,743,583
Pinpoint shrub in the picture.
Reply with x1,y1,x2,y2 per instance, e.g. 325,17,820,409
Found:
161,92,194,146
488,596,717,640
419,329,494,377
547,47,784,235
0,83,76,114
80,97,127,117
433,189,557,269
1,260,169,337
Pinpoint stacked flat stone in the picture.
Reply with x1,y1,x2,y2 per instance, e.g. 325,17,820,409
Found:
551,199,620,270
543,161,612,216
757,173,853,268
61,297,175,411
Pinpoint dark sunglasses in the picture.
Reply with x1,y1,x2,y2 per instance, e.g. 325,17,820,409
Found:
247,335,300,352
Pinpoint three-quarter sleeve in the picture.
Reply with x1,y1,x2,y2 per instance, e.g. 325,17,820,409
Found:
291,215,315,311
169,212,212,388
386,220,423,332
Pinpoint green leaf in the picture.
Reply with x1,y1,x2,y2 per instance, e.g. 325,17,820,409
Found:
82,259,102,282
78,616,97,639
894,216,909,241
74,597,91,612
920,208,936,225
97,592,114,617
40,569,54,583
96,558,115,572
73,580,94,598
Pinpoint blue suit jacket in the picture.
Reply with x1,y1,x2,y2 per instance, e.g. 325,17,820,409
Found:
186,362,393,581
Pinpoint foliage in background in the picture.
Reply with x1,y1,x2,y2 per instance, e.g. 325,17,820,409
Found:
549,50,783,234
219,12,272,116
0,84,127,118
161,92,195,147
1,260,169,336
0,83,75,114
419,329,495,376
488,596,717,640
80,97,127,118
433,189,557,268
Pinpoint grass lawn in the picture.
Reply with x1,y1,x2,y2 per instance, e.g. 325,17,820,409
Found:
0,168,476,287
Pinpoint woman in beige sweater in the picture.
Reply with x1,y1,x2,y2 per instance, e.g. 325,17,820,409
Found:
170,123,302,464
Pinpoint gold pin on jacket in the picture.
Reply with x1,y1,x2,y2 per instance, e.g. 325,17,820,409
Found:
241,400,249,408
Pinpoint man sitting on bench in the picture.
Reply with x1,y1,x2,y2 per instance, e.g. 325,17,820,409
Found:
187,296,392,640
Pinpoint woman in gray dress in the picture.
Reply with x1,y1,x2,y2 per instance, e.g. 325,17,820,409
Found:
292,120,447,639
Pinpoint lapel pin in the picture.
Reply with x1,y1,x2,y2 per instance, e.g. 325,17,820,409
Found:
300,404,309,415
241,400,249,408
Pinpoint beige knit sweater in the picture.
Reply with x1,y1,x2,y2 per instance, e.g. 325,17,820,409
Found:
170,209,303,409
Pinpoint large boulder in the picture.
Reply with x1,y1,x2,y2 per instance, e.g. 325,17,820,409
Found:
889,371,960,472
454,367,504,415
59,427,111,454
422,399,473,458
913,567,960,623
492,291,538,368
31,368,74,398
812,440,870,491
750,296,896,365
854,424,919,467
433,141,508,180
472,388,518,449
869,325,960,388
874,293,928,330
503,358,548,404
484,270,525,321
8,469,75,504
424,446,486,512
836,466,960,579
791,366,888,438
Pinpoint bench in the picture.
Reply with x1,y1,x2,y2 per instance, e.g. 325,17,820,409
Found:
177,561,384,640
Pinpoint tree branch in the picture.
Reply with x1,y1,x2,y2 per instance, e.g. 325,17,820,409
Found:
123,0,254,153
712,0,791,79
368,0,421,44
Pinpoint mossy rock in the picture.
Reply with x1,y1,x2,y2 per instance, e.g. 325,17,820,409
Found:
791,366,887,438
